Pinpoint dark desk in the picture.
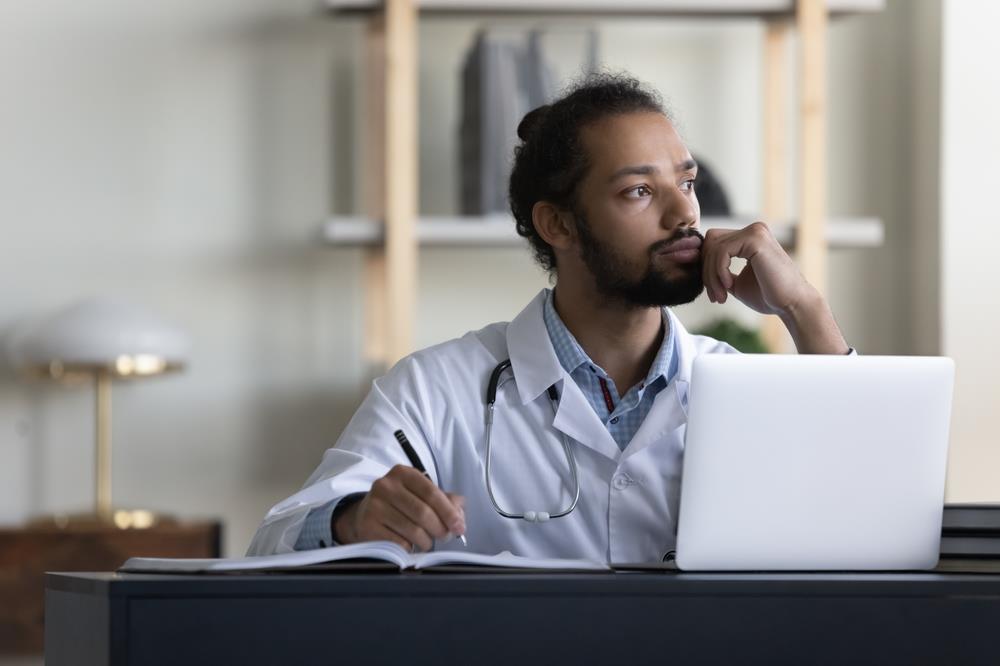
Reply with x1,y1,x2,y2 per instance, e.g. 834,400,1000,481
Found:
46,569,1000,665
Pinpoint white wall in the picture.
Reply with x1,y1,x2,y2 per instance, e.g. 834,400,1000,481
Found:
0,0,367,553
940,0,1000,501
0,0,965,558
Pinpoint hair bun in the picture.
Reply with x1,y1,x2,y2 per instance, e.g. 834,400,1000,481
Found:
517,105,551,141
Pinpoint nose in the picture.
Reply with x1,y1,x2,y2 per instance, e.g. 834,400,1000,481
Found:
660,186,699,232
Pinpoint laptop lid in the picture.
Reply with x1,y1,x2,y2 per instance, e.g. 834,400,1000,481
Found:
675,354,954,571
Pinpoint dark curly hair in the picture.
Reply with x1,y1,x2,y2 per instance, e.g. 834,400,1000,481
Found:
508,73,668,274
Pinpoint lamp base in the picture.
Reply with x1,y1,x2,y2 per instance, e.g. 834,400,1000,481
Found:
28,509,177,531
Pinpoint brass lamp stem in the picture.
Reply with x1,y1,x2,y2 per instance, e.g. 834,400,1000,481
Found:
95,369,112,521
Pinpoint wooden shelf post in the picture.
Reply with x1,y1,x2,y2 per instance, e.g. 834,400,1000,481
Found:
363,14,388,366
363,0,418,369
796,0,829,296
383,0,419,366
761,18,793,353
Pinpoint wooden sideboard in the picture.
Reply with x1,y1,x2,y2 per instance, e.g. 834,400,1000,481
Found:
0,520,221,654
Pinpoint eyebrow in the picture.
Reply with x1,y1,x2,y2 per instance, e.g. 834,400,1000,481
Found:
607,158,698,183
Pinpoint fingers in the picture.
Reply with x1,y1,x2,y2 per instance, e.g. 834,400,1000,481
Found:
380,501,436,552
706,243,732,304
445,492,467,540
394,477,454,539
366,524,413,551
351,466,467,552
701,228,732,303
400,471,466,537
355,490,435,551
702,223,771,304
445,492,466,511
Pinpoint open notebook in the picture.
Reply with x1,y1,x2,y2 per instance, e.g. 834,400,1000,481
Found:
119,541,610,573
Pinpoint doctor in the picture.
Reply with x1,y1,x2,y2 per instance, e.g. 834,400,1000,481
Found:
248,73,851,563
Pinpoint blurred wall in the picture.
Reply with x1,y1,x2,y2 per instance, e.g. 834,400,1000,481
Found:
0,0,365,553
0,0,969,557
940,0,1000,501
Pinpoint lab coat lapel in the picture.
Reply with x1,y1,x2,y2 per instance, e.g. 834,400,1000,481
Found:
551,377,622,462
506,290,621,462
622,385,682,461
506,291,563,405
664,307,695,418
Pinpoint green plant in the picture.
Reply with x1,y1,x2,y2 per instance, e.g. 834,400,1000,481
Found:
694,318,768,353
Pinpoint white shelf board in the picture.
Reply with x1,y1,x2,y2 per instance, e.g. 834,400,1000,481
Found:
326,0,884,16
323,215,884,248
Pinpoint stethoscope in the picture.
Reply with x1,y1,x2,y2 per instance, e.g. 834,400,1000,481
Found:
484,359,581,523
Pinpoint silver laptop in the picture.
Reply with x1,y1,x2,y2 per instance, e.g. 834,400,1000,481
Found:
674,354,954,571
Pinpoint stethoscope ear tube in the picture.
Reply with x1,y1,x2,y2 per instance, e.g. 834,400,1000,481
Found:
484,359,580,522
486,359,512,407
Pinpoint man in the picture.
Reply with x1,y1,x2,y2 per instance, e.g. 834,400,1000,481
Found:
247,74,850,562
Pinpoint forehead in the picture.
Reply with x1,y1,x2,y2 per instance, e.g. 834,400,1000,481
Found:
578,111,690,177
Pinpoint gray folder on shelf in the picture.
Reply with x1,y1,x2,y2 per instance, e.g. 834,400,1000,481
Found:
459,27,598,215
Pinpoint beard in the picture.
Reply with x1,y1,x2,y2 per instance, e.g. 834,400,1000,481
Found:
575,210,705,308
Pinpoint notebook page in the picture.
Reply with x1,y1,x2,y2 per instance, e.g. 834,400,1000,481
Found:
411,549,609,571
119,540,411,573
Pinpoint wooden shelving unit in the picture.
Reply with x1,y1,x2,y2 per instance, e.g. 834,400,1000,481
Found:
328,0,884,17
324,215,884,248
326,0,886,365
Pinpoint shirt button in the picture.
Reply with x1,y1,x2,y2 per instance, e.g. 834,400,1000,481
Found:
613,475,630,490
610,417,620,424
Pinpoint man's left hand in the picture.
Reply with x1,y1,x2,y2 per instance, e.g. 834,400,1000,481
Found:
699,221,850,355
700,221,815,317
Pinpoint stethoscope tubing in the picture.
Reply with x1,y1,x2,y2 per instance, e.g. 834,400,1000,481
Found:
484,359,581,522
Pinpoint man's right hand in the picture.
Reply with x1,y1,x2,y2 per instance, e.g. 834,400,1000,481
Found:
332,465,466,552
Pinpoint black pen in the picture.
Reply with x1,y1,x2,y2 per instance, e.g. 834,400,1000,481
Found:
393,429,467,546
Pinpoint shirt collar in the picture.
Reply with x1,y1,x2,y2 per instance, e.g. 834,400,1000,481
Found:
542,289,591,375
542,288,678,388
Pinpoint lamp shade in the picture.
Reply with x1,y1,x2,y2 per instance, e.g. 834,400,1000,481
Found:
9,299,190,377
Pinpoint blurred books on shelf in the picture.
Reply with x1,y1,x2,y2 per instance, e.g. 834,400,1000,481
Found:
459,27,597,215
941,503,1000,558
942,503,1000,532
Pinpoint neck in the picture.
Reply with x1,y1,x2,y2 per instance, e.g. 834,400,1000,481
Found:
552,281,665,395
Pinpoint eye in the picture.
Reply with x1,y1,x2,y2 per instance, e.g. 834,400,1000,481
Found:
679,178,696,192
624,184,653,199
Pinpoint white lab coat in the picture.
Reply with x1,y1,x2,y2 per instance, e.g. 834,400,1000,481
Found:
247,290,736,563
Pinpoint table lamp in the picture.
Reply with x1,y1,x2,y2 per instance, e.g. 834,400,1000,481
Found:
8,299,190,528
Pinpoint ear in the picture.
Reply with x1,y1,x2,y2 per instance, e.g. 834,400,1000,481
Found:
531,201,576,252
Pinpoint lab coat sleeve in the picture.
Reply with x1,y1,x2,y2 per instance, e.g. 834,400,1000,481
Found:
246,355,441,556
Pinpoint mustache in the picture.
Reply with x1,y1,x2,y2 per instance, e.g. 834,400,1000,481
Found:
649,228,704,254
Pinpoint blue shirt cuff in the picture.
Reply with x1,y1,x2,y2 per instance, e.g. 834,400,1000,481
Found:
294,498,339,550
293,493,368,550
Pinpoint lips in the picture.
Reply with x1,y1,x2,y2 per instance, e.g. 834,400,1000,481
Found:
656,236,703,256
